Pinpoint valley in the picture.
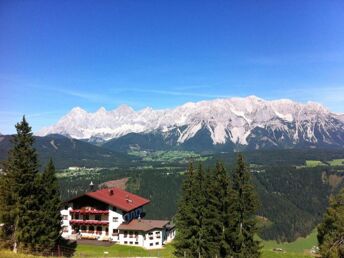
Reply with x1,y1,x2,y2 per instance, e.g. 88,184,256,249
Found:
51,147,344,243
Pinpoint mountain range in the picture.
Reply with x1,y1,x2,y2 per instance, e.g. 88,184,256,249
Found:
36,96,344,152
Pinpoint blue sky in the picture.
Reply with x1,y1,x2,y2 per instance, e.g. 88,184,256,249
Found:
1,0,344,134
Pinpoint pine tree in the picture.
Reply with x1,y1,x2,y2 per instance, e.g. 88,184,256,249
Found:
192,164,207,257
227,154,261,258
216,162,234,257
317,189,344,258
174,163,196,257
174,163,208,257
0,117,43,251
201,168,222,257
37,159,61,250
0,159,17,248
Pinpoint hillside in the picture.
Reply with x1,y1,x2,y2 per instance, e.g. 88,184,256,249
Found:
0,134,136,169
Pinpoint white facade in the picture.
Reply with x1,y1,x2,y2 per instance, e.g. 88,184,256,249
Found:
61,206,73,237
108,206,125,241
116,228,174,249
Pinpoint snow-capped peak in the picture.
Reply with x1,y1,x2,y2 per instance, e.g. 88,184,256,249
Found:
36,96,343,147
70,106,87,114
114,104,135,114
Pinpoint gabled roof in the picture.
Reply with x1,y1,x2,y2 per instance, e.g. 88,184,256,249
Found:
117,219,170,232
67,188,150,212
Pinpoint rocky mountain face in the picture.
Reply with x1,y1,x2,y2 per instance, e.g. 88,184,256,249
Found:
37,96,344,152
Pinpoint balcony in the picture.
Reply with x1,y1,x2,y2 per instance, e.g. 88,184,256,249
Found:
70,219,109,226
70,209,109,214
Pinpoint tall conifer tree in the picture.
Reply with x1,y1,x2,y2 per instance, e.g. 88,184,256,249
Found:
37,159,61,250
202,162,232,257
202,168,222,257
174,163,196,257
174,163,209,257
227,154,260,258
192,165,207,257
317,189,344,258
0,159,16,248
216,162,234,257
0,117,44,251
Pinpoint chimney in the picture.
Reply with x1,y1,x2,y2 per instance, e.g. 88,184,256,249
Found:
109,189,114,196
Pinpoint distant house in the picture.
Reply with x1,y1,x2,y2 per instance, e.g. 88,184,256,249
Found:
60,187,175,249
68,166,81,171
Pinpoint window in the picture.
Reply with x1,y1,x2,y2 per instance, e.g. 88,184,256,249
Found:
135,241,138,245
156,242,159,245
113,217,118,222
124,241,127,244
95,214,101,221
63,226,68,232
74,213,79,219
83,214,89,220
89,226,94,232
112,229,118,236
129,241,133,244
63,215,68,220
150,243,153,246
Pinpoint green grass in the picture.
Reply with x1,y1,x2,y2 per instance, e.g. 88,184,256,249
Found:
296,158,344,169
328,159,344,166
261,229,317,256
1,242,315,258
75,231,318,258
1,231,318,258
305,160,327,167
75,243,175,257
261,250,313,258
0,250,44,258
128,150,208,163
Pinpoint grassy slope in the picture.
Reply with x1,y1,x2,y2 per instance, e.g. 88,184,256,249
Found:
74,237,317,258
261,229,317,256
0,230,318,257
75,243,175,257
328,158,344,166
1,246,314,258
0,250,44,258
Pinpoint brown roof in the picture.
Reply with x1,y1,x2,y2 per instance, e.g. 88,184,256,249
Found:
117,219,170,232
